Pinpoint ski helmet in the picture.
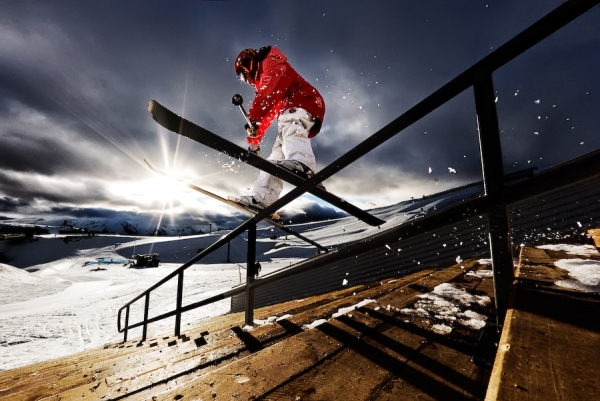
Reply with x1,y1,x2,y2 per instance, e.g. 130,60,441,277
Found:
234,48,257,83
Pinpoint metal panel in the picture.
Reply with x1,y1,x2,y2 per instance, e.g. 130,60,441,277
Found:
510,177,600,244
231,217,490,312
231,176,599,312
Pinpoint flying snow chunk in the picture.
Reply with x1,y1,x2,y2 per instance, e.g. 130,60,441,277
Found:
342,279,348,286
429,167,432,174
448,167,457,173
534,99,541,104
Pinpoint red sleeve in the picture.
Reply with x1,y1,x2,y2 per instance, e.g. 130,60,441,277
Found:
246,59,294,146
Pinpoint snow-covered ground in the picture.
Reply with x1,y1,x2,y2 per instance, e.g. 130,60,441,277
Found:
0,233,300,372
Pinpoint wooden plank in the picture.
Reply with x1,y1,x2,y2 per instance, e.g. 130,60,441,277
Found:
515,247,569,286
28,273,434,400
86,271,436,400
589,229,600,248
374,337,488,400
150,263,482,400
486,288,600,400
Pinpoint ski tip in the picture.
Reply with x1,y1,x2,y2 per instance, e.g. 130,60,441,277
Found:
147,100,157,115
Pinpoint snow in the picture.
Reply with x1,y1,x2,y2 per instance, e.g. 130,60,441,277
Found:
300,299,377,330
303,319,328,329
538,244,599,256
554,258,600,292
331,299,375,318
532,244,600,292
432,324,453,335
466,269,493,278
399,283,491,335
0,263,39,284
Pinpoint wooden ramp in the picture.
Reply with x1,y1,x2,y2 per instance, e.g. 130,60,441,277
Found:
486,243,600,400
0,260,497,400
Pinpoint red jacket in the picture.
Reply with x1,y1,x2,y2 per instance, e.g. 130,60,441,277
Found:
247,47,325,146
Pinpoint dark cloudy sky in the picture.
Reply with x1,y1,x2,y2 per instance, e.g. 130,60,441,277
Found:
1,1,599,225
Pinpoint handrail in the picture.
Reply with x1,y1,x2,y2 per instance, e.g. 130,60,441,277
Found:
118,147,600,334
269,0,600,204
118,0,600,342
225,148,600,294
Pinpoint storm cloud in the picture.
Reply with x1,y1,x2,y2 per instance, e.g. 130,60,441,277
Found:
0,0,598,223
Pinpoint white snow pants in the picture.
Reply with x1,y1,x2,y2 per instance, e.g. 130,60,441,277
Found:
252,107,317,207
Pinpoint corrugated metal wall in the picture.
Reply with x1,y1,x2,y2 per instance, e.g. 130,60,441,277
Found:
231,176,599,312
510,176,600,244
231,212,490,312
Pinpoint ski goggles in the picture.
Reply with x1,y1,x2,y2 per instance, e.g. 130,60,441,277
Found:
235,62,253,83
235,49,256,83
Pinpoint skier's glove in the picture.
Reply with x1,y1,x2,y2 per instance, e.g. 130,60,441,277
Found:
248,144,260,156
244,122,258,138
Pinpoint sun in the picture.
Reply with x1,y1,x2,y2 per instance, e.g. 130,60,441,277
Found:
139,175,184,204
109,169,197,212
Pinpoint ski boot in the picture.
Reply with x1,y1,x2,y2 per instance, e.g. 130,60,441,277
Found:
227,195,283,223
272,160,326,191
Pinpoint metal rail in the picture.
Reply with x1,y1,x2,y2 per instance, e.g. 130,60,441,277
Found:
118,0,600,342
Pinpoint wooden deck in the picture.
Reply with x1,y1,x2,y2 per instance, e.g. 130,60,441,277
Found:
0,260,496,400
2,238,598,401
486,243,600,400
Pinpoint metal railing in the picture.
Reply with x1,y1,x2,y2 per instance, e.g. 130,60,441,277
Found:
118,0,600,342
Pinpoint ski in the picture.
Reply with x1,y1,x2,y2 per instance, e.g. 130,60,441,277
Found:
144,160,328,253
147,100,385,227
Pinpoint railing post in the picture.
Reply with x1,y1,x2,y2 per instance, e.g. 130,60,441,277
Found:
175,271,184,337
123,305,130,343
142,293,150,342
474,74,514,332
245,221,257,326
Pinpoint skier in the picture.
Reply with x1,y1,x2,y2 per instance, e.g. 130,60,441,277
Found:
228,46,326,213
